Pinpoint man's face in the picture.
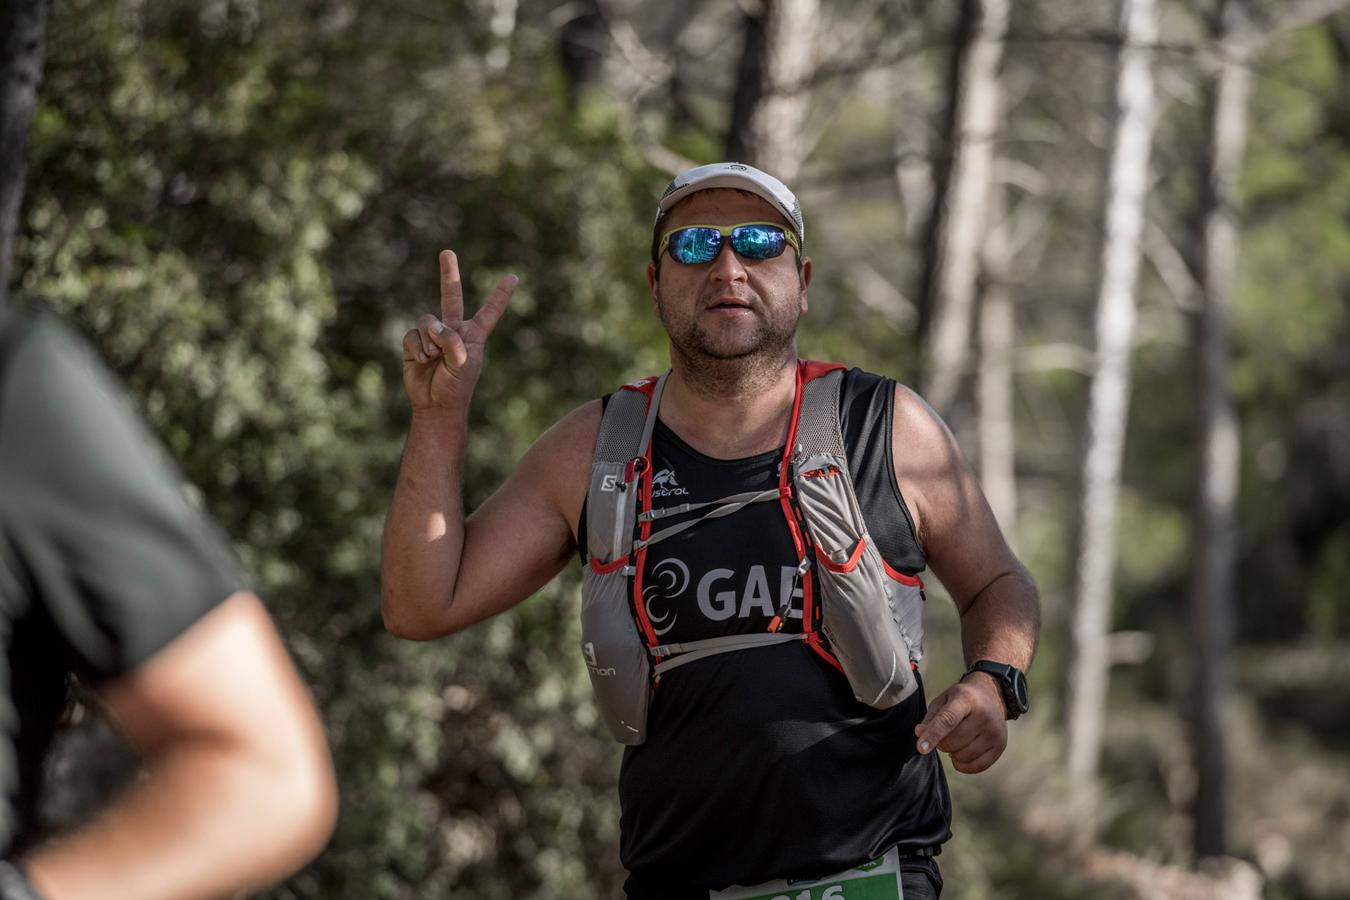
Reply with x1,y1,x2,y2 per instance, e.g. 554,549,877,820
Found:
646,189,811,366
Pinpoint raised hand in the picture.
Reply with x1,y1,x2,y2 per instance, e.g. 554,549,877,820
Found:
401,249,518,411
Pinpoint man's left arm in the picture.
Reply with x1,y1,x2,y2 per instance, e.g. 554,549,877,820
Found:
890,385,1040,774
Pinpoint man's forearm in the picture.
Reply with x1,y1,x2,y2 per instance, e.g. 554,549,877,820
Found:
23,736,334,900
380,408,470,639
957,565,1041,671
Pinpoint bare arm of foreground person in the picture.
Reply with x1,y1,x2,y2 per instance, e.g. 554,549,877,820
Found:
22,592,337,900
891,386,1041,774
0,312,337,899
381,251,598,640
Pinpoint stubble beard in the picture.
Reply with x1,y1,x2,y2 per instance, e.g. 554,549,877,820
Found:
656,285,803,398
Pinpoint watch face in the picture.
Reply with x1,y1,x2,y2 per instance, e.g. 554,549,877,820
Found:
1011,670,1030,712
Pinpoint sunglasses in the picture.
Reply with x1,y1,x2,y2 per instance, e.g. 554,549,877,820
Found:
658,221,801,265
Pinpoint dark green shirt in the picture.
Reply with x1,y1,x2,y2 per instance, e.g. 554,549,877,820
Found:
0,310,244,855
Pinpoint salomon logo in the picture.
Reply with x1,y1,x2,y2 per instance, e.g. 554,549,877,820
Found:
651,468,689,499
583,642,616,677
600,474,619,492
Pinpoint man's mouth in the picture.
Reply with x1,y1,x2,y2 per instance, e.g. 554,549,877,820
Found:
706,295,752,311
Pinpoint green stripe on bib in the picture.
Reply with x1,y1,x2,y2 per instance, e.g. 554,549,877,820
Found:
732,873,902,900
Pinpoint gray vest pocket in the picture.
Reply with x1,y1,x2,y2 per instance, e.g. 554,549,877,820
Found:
580,562,650,744
793,452,917,708
580,457,651,745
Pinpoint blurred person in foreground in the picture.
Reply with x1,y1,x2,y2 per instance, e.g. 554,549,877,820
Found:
382,162,1040,899
0,298,339,900
1,4,336,895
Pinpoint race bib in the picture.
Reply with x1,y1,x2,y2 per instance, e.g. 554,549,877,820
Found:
709,848,903,900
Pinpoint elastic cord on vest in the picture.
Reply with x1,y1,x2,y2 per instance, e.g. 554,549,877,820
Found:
578,363,928,745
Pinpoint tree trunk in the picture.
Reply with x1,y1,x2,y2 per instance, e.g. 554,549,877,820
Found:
726,0,819,183
0,0,51,305
1182,0,1350,858
1061,0,1157,780
977,185,1017,540
893,126,932,243
558,1,607,109
917,0,1008,419
1188,0,1251,861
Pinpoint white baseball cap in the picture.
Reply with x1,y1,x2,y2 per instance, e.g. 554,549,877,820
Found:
656,162,805,249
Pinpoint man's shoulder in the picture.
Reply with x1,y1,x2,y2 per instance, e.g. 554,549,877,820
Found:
832,365,912,427
520,399,603,503
0,308,85,394
832,367,949,478
534,398,604,463
802,362,904,397
839,365,894,391
0,310,132,469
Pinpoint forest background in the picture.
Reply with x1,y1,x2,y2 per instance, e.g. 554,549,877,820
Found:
4,0,1350,897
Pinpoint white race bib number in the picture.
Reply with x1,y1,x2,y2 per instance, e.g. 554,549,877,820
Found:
709,848,903,900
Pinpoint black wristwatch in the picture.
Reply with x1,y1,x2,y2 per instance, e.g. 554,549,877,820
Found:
964,660,1030,720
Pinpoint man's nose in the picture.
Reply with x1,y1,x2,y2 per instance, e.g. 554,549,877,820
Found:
708,240,748,283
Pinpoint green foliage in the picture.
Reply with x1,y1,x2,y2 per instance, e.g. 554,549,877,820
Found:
1231,24,1350,645
14,2,1350,898
19,2,661,896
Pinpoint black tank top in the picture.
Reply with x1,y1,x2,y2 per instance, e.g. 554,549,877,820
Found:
583,368,952,897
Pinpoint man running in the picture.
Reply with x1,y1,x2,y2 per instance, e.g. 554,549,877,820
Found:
382,162,1040,899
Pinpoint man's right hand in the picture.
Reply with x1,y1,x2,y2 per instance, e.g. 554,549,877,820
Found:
401,249,518,411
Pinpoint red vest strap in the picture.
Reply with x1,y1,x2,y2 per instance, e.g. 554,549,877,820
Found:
619,375,659,399
799,359,846,384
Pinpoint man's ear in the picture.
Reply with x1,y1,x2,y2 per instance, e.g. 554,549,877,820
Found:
799,256,812,314
646,261,660,306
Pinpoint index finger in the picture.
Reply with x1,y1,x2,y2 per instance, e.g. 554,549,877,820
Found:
915,690,968,754
440,250,463,323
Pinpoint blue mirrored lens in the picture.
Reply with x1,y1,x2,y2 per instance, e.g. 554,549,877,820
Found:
731,225,786,259
669,228,723,264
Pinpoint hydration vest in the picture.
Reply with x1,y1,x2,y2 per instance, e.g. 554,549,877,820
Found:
580,361,927,745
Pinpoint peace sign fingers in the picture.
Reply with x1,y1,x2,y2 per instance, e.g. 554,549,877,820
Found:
402,250,519,412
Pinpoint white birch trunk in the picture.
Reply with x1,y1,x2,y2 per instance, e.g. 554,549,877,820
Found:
920,0,1008,419
977,187,1017,541
1062,0,1158,780
728,0,819,183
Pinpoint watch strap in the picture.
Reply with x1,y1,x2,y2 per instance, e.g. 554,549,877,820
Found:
964,660,1027,720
